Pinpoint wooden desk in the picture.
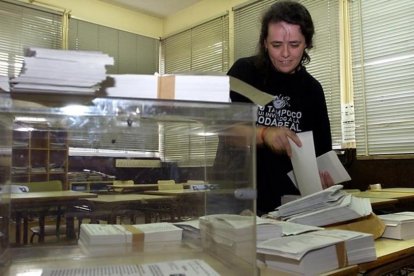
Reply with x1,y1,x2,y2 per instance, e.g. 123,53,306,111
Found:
354,191,414,200
260,264,359,276
144,189,207,219
87,194,174,204
11,191,97,203
368,197,398,208
372,187,414,193
143,189,206,196
107,184,191,193
358,238,414,275
11,191,97,244
107,184,159,193
87,194,177,223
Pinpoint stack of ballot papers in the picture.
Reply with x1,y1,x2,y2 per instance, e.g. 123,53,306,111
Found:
268,185,372,227
378,211,414,240
105,74,158,99
105,73,230,102
257,218,325,241
11,47,113,94
316,229,377,265
257,229,376,275
174,216,324,245
199,214,257,262
270,220,323,237
79,223,182,249
173,219,202,247
256,217,284,242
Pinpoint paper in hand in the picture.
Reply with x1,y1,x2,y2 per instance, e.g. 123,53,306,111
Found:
288,131,323,196
288,150,352,190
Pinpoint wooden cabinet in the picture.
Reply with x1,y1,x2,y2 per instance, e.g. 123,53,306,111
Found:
11,125,68,189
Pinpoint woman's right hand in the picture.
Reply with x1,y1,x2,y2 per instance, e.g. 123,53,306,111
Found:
260,126,302,157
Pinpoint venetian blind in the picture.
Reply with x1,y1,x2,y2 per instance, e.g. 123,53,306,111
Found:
159,122,219,167
160,14,229,74
0,0,62,77
349,0,414,156
159,15,229,166
233,0,342,148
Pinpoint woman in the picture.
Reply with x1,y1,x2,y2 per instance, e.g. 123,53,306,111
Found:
228,0,333,215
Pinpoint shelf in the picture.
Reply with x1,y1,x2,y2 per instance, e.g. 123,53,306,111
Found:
11,125,69,189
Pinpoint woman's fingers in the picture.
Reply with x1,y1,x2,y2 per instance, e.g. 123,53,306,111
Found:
265,127,301,156
320,171,334,189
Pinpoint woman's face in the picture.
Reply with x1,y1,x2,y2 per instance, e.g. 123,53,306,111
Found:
264,21,306,74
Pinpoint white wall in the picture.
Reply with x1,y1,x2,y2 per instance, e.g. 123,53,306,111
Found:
17,0,163,38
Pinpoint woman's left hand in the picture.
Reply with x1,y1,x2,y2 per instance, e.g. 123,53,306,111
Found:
320,171,334,189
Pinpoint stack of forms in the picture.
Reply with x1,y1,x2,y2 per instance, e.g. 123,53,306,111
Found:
11,47,113,94
78,222,182,255
268,185,372,227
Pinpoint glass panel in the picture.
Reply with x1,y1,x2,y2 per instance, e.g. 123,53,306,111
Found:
0,94,257,275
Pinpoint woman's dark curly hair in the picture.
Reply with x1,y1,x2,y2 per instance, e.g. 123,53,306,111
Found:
256,0,315,70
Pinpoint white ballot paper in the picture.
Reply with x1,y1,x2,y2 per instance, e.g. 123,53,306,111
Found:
41,259,220,276
288,131,322,196
288,150,351,188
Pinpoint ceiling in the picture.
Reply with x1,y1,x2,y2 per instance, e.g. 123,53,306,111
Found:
103,0,203,18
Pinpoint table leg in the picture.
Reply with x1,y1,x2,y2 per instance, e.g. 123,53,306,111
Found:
38,214,45,243
23,215,29,244
15,212,21,244
66,216,76,240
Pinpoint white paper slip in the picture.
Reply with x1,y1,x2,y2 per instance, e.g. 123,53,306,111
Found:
315,150,351,184
288,150,351,187
288,131,322,196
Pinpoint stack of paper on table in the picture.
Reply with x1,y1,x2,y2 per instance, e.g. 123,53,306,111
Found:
257,218,326,243
105,73,230,103
312,229,376,265
159,74,230,103
275,220,324,236
199,214,256,262
256,217,283,242
173,219,201,247
105,74,158,99
257,229,376,275
11,47,113,94
378,211,414,240
79,222,182,247
268,185,372,227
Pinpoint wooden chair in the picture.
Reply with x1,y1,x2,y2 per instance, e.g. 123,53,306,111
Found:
30,224,67,243
157,180,183,191
26,180,64,243
64,199,113,239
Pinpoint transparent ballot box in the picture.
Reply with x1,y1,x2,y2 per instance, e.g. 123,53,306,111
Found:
0,94,258,276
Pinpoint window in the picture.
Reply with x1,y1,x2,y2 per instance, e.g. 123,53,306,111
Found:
159,122,218,167
349,0,414,156
160,14,229,74
0,0,62,78
233,0,342,148
159,14,229,166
